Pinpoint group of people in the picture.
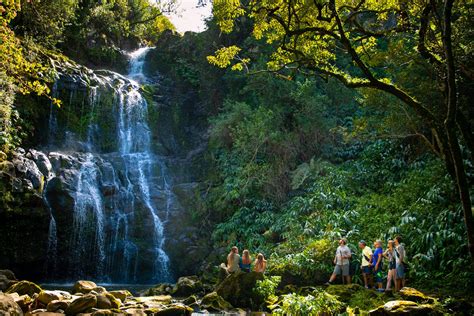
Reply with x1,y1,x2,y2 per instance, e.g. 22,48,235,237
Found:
222,246,267,274
326,236,407,292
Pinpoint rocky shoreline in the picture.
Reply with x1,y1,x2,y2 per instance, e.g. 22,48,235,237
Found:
1,270,473,315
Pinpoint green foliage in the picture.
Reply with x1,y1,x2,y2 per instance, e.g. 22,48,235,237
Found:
270,290,344,316
253,275,281,307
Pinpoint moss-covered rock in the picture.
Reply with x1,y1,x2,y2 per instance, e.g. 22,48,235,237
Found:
215,271,264,308
72,280,98,294
325,284,365,302
46,300,69,312
6,280,42,296
172,276,203,297
369,300,444,315
65,293,97,314
200,292,233,312
155,303,193,316
108,290,132,302
399,287,436,304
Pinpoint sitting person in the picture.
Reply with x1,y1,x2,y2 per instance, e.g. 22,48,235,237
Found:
220,246,240,274
254,253,267,273
239,249,252,272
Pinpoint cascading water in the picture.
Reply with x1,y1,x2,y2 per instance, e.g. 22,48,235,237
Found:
44,48,175,283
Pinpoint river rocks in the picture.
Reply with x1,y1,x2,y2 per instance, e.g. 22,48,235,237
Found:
65,294,97,315
200,292,233,312
0,292,23,315
216,271,264,308
369,300,443,315
72,281,98,294
107,290,132,302
7,281,42,296
172,276,203,297
46,300,69,312
37,291,71,305
6,293,32,312
155,303,193,316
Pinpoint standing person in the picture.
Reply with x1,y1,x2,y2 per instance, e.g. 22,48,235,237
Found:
325,238,352,285
383,240,397,292
226,246,241,273
254,253,267,273
372,240,384,292
359,240,373,289
239,249,252,272
394,236,406,291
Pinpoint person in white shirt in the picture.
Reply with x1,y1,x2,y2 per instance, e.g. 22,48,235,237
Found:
326,238,352,285
358,240,373,289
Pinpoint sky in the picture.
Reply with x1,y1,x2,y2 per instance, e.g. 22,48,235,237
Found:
165,0,213,33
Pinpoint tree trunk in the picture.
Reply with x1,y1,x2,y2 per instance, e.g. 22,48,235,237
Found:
442,0,474,264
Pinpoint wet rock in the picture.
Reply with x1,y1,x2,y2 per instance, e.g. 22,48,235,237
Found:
65,294,97,314
6,280,42,296
123,308,146,315
369,300,443,315
37,290,71,305
12,156,44,190
72,280,98,294
0,293,23,316
92,286,107,295
29,150,53,180
215,271,264,308
172,276,203,297
143,284,173,296
399,288,436,304
96,295,112,309
182,295,197,306
108,290,132,302
91,310,115,315
6,293,32,312
105,294,121,309
155,303,193,315
200,292,233,312
46,300,69,312
135,295,172,307
27,313,64,316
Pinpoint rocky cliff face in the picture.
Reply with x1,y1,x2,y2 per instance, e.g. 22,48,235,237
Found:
0,49,211,283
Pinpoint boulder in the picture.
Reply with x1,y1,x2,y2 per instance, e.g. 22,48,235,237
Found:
37,290,71,305
369,300,443,315
399,288,436,304
172,276,203,297
108,290,132,302
28,150,53,180
325,284,366,302
182,295,197,306
123,308,146,315
135,295,172,307
155,303,193,316
6,293,32,312
0,292,23,316
91,310,115,315
28,312,64,316
46,300,69,312
0,270,16,281
200,292,233,312
65,294,97,314
215,271,264,308
96,295,113,310
143,284,173,296
72,280,98,294
104,294,121,309
6,280,42,296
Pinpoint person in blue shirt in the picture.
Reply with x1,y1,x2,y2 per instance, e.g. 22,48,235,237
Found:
372,240,384,292
239,249,252,272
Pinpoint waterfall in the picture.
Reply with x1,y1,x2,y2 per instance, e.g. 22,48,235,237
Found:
44,47,174,283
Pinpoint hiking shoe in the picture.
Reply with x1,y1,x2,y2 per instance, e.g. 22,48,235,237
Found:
364,285,369,289
324,282,331,286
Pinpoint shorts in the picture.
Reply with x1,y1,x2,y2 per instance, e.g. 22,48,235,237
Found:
334,264,350,276
389,261,396,270
397,264,405,278
362,266,372,274
373,267,383,283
